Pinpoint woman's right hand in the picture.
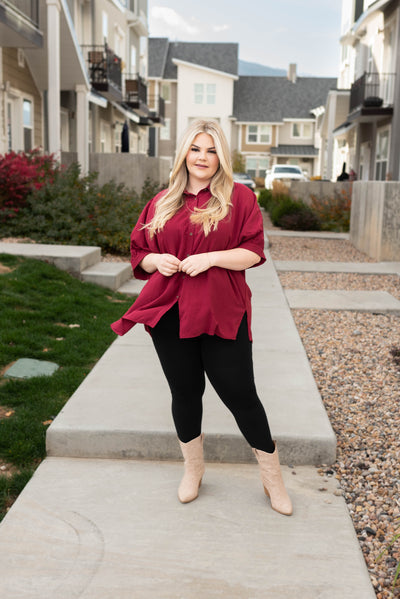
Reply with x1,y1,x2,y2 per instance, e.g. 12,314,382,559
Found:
140,253,181,276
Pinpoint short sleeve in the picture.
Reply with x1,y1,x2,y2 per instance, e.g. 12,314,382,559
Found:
130,199,157,280
236,188,266,266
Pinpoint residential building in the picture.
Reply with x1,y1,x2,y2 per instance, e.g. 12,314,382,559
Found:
322,0,400,181
232,67,336,182
147,38,238,167
0,0,163,174
147,39,336,183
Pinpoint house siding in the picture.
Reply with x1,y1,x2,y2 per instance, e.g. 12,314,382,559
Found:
3,48,42,149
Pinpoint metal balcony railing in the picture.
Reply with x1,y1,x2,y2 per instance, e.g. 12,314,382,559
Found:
2,0,39,27
350,72,396,112
148,95,165,122
124,73,147,106
83,44,122,93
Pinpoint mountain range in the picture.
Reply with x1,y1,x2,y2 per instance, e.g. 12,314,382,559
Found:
238,59,287,76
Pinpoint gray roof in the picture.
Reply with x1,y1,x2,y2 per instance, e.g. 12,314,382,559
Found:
271,145,319,156
148,38,169,78
148,38,239,79
233,76,337,121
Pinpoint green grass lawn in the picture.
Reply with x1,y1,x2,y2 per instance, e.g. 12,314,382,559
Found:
0,253,134,521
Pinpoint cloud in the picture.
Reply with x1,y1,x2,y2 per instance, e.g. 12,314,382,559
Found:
150,6,199,37
213,24,230,33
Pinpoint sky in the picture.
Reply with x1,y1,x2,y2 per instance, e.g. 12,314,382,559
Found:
148,0,343,77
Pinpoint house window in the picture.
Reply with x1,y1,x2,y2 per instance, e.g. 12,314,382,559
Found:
246,157,257,178
292,122,312,139
100,120,111,152
160,118,171,141
247,125,271,144
375,129,389,180
246,156,269,178
206,84,216,104
114,28,125,64
115,122,122,152
23,99,33,151
161,82,171,102
194,83,216,105
194,83,204,104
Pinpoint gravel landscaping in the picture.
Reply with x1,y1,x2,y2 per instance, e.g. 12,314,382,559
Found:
270,232,400,599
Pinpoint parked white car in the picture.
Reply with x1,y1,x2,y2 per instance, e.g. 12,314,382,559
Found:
265,165,308,189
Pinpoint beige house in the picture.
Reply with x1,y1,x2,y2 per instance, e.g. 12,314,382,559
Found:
321,0,400,181
0,0,164,174
232,67,336,183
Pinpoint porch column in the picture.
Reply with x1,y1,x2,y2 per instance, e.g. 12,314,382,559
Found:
370,122,377,180
326,92,337,180
389,6,400,180
76,84,89,174
46,0,61,160
354,123,361,177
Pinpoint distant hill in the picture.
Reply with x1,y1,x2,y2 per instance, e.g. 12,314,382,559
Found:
238,59,286,76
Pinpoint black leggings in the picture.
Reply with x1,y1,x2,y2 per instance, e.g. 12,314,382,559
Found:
150,304,275,453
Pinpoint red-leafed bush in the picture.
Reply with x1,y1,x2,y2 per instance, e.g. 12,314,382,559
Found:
310,188,352,232
0,149,59,222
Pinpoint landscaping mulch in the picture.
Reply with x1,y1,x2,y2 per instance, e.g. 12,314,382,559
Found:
272,231,400,599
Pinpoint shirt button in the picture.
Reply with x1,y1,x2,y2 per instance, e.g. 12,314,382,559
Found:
189,232,193,236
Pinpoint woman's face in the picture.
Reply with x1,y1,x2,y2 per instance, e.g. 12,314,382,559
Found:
185,133,220,189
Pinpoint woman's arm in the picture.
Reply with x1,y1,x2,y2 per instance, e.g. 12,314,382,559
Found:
179,248,261,277
140,253,181,277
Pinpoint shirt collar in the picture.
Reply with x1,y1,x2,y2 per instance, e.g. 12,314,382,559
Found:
183,186,211,197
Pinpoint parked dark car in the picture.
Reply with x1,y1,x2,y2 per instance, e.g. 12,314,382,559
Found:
233,172,256,190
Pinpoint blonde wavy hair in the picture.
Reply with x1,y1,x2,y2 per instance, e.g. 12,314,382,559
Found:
145,119,234,237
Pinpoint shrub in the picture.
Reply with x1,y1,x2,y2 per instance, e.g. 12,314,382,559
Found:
231,150,246,173
2,163,160,254
310,188,351,232
258,188,273,211
0,150,59,223
272,180,291,200
270,196,321,231
278,206,321,231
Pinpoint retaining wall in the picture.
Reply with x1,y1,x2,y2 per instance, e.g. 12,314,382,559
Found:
350,181,400,261
60,152,170,192
288,181,352,206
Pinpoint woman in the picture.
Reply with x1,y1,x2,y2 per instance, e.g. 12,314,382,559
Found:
111,120,292,516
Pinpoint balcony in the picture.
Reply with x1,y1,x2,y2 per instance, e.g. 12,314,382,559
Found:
84,44,122,102
124,73,147,110
148,95,165,125
0,0,42,47
350,72,396,113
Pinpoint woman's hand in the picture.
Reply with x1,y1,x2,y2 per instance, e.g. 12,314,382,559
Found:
140,253,181,276
179,253,212,277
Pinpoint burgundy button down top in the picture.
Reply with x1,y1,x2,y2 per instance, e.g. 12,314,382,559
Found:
111,183,266,340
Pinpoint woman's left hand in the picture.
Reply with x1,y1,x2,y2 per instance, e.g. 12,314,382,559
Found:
179,253,212,277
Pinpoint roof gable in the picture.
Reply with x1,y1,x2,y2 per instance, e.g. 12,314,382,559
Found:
149,39,239,79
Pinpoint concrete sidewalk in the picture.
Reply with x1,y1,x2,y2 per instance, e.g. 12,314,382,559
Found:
46,255,336,466
0,459,375,599
0,244,377,598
